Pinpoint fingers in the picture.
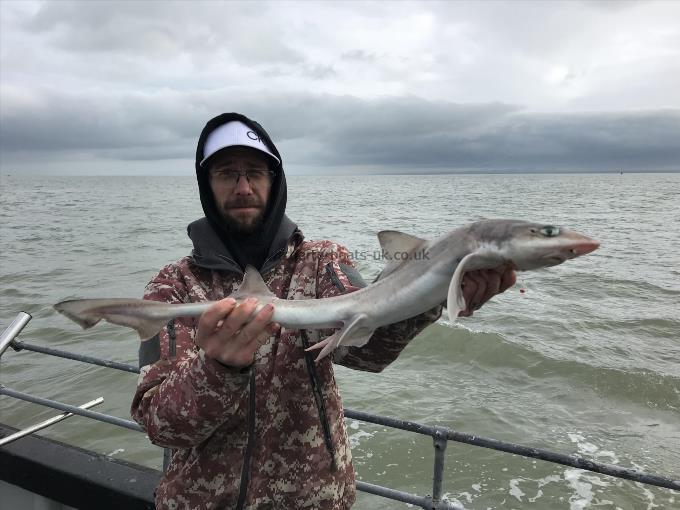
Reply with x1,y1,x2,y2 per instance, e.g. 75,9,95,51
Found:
458,265,516,317
461,271,487,313
238,303,279,346
196,298,237,340
196,297,279,367
219,298,260,341
480,270,502,303
500,267,517,292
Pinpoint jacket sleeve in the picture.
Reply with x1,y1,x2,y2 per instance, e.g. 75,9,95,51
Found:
315,244,443,373
130,263,251,448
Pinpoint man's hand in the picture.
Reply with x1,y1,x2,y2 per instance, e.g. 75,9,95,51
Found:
458,266,516,317
195,297,280,369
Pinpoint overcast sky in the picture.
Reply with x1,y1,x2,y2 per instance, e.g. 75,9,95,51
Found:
1,0,679,175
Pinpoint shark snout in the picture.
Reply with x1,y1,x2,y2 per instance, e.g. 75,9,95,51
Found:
569,239,600,256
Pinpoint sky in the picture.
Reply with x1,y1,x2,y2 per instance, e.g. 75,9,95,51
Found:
1,0,679,175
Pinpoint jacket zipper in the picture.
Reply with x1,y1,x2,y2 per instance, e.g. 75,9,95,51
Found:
167,319,176,358
235,370,256,509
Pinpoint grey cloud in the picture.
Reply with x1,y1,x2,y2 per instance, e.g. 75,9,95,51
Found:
584,0,643,12
302,63,337,80
309,102,680,171
267,63,337,80
23,0,305,65
2,89,677,173
341,50,378,62
1,88,197,152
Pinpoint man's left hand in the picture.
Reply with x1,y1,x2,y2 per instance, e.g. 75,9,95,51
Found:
458,266,516,317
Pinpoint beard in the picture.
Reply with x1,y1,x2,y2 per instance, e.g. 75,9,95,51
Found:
218,198,266,235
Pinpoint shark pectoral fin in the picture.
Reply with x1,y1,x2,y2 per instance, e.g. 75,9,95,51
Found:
305,314,374,361
232,265,276,300
446,253,480,321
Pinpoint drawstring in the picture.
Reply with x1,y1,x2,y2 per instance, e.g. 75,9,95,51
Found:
300,330,338,471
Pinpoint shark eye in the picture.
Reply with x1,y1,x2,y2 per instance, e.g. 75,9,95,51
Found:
540,225,560,237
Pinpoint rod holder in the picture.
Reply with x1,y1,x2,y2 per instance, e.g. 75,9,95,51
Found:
0,397,104,447
0,312,32,359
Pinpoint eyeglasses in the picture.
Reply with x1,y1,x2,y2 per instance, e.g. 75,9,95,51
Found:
209,168,275,186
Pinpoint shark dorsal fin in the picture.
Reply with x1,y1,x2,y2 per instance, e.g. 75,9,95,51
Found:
233,265,275,299
377,230,426,258
374,230,427,281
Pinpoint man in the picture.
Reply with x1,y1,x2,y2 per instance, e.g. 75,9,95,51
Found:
131,112,515,509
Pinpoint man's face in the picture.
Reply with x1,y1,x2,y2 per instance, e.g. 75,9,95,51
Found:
208,147,274,235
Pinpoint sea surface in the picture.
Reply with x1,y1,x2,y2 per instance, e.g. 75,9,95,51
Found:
1,173,678,509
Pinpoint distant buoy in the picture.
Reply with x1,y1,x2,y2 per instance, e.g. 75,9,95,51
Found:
519,288,526,294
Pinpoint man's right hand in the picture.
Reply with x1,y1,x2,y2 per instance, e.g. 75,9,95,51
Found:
195,297,280,369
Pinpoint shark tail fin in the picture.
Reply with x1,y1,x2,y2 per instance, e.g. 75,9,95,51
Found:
54,298,169,341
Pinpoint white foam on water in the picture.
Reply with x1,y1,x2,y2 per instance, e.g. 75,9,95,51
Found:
568,431,620,464
564,468,611,510
638,484,662,510
568,432,598,454
440,495,467,510
347,429,373,448
630,461,661,509
528,489,543,503
508,478,525,502
458,491,473,503
564,469,594,510
538,474,562,487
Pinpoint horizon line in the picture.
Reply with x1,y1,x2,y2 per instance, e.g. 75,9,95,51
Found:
3,169,679,177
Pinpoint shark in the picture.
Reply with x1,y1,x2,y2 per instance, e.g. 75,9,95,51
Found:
54,219,599,360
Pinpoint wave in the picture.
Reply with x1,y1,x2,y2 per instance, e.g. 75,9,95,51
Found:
409,324,680,411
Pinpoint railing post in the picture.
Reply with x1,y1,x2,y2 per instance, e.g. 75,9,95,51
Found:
431,426,449,509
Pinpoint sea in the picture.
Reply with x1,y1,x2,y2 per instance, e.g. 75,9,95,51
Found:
1,173,678,509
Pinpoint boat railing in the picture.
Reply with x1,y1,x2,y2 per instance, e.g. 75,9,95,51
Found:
1,312,678,510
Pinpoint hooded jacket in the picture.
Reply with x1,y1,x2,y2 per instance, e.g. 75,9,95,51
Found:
195,112,293,272
131,114,443,510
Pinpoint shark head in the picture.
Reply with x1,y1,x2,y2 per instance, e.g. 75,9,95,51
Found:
489,221,600,271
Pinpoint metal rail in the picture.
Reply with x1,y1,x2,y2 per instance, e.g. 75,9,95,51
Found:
0,385,143,432
11,339,139,373
0,397,104,446
1,313,678,510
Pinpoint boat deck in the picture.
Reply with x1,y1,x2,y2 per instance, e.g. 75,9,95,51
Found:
0,423,159,510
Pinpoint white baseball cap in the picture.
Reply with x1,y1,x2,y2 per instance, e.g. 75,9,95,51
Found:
200,120,280,167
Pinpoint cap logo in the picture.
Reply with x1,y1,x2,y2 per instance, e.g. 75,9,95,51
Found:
200,120,280,167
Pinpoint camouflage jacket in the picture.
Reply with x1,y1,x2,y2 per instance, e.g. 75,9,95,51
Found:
131,233,442,510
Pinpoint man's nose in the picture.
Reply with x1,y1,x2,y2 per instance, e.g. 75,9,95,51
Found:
233,173,253,194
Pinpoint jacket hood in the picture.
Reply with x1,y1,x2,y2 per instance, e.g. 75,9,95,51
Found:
187,216,301,274
194,112,293,271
